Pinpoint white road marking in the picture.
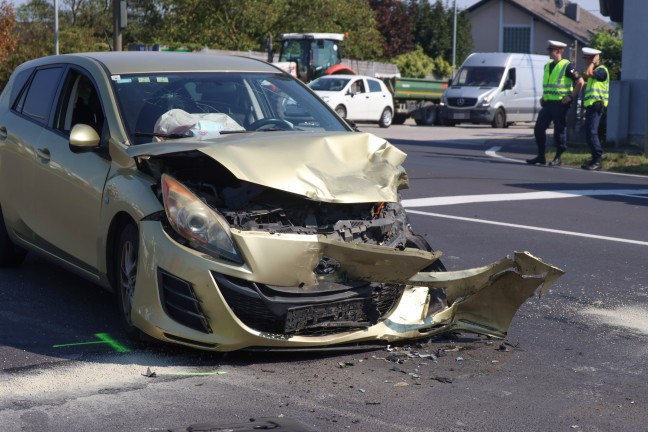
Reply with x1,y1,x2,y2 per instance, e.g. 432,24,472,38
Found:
405,209,648,246
486,146,522,163
403,189,648,207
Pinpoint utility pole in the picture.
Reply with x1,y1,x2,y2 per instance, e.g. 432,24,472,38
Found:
452,0,457,75
112,0,127,51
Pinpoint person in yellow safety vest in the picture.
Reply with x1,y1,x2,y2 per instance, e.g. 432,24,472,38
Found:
580,47,609,171
527,40,585,166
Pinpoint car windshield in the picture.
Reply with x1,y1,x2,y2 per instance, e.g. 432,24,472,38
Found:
308,77,351,92
111,72,348,144
454,67,505,87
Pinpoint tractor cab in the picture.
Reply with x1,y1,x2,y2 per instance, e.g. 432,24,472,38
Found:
277,33,355,83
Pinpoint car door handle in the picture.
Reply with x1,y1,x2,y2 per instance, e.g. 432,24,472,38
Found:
36,147,51,162
0,126,7,141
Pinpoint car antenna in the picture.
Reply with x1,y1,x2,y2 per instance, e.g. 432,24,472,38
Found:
104,31,113,52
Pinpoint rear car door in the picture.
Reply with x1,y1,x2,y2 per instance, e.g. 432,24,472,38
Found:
6,65,112,274
365,78,390,120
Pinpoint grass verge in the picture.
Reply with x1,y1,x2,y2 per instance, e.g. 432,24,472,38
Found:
548,147,648,175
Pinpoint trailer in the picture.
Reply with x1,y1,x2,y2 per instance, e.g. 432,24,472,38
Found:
381,76,448,126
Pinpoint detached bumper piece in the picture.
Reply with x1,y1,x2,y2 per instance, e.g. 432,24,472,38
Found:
405,251,564,339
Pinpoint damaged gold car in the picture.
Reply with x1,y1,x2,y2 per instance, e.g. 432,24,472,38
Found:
0,52,563,351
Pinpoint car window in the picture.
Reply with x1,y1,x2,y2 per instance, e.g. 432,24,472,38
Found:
308,77,350,92
507,68,516,87
56,70,105,135
9,68,33,107
368,79,382,93
454,67,504,87
112,72,348,144
350,79,365,94
16,66,64,125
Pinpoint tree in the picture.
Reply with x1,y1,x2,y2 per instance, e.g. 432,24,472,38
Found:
394,46,433,78
588,27,622,81
15,0,53,23
368,0,413,59
150,0,383,60
408,0,472,69
0,1,18,65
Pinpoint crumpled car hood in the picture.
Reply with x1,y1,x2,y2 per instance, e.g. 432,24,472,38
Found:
127,131,408,203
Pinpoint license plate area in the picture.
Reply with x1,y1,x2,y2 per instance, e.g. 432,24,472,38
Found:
452,112,469,119
284,299,370,333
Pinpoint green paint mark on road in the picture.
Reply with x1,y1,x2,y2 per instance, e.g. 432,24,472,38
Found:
53,333,131,353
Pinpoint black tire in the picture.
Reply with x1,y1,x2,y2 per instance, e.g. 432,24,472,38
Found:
335,105,347,119
392,114,407,125
491,108,506,128
115,223,142,340
414,105,437,126
0,207,26,267
378,107,393,128
405,233,446,272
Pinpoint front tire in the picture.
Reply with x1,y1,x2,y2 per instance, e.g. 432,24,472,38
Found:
115,223,142,340
405,233,446,272
379,107,393,128
0,207,26,267
491,108,507,128
335,105,347,119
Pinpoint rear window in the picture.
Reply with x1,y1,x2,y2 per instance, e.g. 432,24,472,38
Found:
368,79,382,93
9,68,34,106
18,67,64,125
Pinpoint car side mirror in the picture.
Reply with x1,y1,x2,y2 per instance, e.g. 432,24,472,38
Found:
447,78,453,86
69,123,101,153
504,79,513,90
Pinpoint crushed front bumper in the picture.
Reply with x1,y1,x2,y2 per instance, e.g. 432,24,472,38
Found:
132,221,563,351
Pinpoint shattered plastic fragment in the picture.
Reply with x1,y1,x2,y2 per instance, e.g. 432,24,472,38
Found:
142,367,157,378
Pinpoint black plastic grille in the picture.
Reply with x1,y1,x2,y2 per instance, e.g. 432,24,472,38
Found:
213,272,405,336
158,269,212,334
447,97,477,107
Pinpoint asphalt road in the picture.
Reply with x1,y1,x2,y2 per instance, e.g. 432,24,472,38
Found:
1,122,647,431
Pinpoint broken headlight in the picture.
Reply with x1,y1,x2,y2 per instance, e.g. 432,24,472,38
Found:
161,174,242,263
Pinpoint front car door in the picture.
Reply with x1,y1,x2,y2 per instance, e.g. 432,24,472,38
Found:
344,78,371,120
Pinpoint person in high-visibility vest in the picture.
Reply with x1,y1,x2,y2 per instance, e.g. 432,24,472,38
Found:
580,47,609,171
527,40,584,166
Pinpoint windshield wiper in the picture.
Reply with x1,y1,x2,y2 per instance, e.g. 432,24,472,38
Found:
219,130,251,135
134,131,192,139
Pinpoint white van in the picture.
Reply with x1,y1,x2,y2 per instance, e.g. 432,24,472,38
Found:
441,52,547,128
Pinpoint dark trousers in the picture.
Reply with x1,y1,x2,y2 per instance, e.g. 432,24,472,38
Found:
534,101,570,156
585,104,604,161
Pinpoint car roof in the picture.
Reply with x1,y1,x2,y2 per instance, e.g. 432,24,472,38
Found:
20,51,280,75
316,74,381,80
